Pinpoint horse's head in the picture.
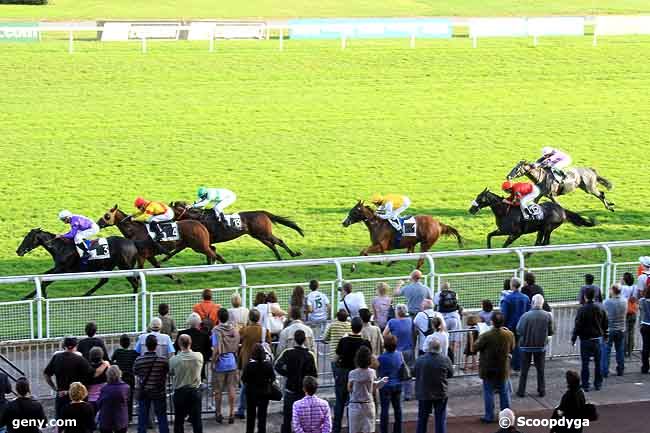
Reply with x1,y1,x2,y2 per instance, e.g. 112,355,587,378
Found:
342,201,372,227
507,160,532,180
16,228,49,256
469,188,498,215
98,204,124,228
169,201,190,220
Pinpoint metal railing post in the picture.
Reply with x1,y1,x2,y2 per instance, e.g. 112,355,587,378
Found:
426,254,435,292
238,265,248,309
515,249,526,280
34,277,43,339
139,272,147,332
334,260,343,312
601,245,613,299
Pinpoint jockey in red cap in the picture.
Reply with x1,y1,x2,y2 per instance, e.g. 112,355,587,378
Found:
132,197,174,241
501,181,541,220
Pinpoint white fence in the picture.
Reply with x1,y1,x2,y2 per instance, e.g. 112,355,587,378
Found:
1,239,649,341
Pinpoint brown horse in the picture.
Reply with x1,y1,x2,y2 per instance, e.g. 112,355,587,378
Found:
97,205,224,266
169,201,304,261
342,201,463,269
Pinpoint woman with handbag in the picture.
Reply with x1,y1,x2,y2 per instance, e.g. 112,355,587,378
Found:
377,336,407,433
241,344,276,433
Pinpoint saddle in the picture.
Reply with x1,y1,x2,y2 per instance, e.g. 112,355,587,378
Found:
389,216,417,246
77,238,110,260
145,222,180,241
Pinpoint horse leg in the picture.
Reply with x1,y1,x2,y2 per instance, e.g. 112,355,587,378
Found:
83,278,109,297
271,235,302,257
259,238,283,260
126,276,140,293
486,230,503,249
160,247,184,263
23,267,59,299
146,256,182,284
209,246,227,265
599,191,615,212
502,233,522,248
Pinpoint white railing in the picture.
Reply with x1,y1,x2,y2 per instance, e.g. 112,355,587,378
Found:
0,239,649,340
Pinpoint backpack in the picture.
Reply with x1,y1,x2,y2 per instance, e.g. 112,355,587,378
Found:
418,311,435,336
438,290,458,313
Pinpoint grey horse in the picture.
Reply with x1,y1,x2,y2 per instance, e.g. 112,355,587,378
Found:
507,160,615,212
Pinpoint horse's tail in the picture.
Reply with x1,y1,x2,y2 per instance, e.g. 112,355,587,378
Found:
565,210,598,227
595,172,614,190
265,213,305,237
440,223,463,247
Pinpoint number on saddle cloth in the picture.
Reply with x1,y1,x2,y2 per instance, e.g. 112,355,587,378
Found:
527,204,544,221
146,222,180,241
78,238,111,260
223,214,242,230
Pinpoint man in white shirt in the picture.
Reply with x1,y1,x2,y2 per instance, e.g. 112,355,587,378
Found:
277,307,316,357
306,279,330,323
135,318,176,358
338,282,367,319
413,299,444,355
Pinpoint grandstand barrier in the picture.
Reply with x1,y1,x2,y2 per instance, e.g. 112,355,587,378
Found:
594,16,650,45
1,239,650,341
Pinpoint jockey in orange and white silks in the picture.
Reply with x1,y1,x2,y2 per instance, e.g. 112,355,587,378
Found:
534,147,572,181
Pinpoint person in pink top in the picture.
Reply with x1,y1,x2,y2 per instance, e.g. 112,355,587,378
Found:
292,376,331,433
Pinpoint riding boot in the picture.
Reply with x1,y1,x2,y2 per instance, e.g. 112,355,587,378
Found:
76,242,90,259
521,208,531,220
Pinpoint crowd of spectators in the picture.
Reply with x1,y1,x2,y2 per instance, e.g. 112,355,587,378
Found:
1,258,650,433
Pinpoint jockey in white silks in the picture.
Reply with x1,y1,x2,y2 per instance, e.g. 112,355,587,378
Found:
192,187,237,223
534,147,572,182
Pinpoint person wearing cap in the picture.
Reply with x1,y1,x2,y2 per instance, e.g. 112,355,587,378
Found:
55,210,99,259
533,147,572,182
637,256,650,296
131,197,174,242
135,318,175,358
191,186,236,224
43,337,94,420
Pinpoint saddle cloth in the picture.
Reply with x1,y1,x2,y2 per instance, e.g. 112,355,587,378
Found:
77,238,110,260
526,204,545,221
223,214,242,230
146,222,180,241
400,216,417,236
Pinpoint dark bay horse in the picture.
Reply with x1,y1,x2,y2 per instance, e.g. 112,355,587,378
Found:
507,160,615,211
342,201,463,269
97,205,223,265
16,228,141,298
468,188,597,249
169,201,304,260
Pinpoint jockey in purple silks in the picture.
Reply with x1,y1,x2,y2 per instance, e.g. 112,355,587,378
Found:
56,210,100,258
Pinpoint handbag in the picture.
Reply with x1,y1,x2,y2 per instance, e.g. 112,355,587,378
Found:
133,360,155,400
263,378,283,401
398,351,411,382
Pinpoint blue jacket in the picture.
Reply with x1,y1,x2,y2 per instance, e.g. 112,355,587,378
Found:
501,291,531,333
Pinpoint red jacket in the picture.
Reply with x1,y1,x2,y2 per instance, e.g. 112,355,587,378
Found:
507,183,534,203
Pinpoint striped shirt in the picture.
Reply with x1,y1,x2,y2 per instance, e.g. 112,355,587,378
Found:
133,352,169,400
111,348,139,379
322,321,351,361
292,395,332,433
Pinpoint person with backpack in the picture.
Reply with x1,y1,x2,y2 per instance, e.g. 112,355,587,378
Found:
192,289,220,328
435,282,463,363
414,300,444,356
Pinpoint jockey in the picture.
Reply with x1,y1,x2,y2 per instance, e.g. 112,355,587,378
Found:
501,181,541,220
371,193,411,231
534,147,572,182
192,186,236,223
132,197,174,241
56,210,100,258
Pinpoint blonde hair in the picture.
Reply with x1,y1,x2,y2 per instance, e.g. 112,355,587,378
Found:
69,382,88,402
231,292,242,308
376,282,389,296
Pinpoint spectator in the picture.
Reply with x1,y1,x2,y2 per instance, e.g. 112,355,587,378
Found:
0,370,10,431
97,366,130,433
135,318,175,358
228,293,249,332
360,308,384,357
414,300,443,356
521,272,551,312
494,408,524,433
0,378,46,433
435,283,462,363
158,303,177,338
170,334,203,433
175,313,211,381
110,334,138,422
551,371,587,433
60,382,94,433
87,346,110,409
290,285,307,320
463,315,480,373
211,309,240,424
291,376,331,433
77,321,108,360
424,317,449,361
347,346,386,433
275,330,318,433
571,286,608,391
501,277,530,371
602,284,627,377
333,318,372,433
338,283,368,319
306,279,330,324
639,287,650,374
414,338,453,433
383,304,414,400
372,282,392,331
277,307,316,356
241,344,275,433
378,335,403,433
479,300,494,326
620,272,639,358
44,336,93,419
578,274,603,304
192,288,220,328
134,334,169,433
474,312,515,424
500,279,512,303
516,294,553,398
433,282,459,315
323,309,352,378
636,256,650,296
266,292,287,336
236,309,272,420
394,270,432,318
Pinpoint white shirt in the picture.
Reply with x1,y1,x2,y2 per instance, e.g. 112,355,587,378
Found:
135,331,175,357
306,290,330,322
413,309,444,352
424,331,449,357
636,273,650,297
338,292,367,318
620,284,637,302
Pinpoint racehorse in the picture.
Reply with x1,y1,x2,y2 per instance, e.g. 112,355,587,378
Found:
97,205,223,266
169,201,304,261
16,228,141,298
507,160,615,211
468,188,597,249
342,201,463,270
